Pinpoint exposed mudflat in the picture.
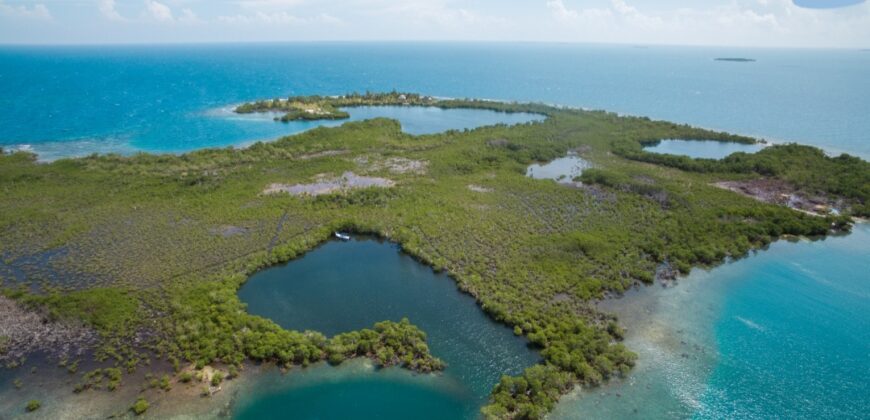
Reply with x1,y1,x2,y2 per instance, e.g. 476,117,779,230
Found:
714,179,840,216
467,184,493,193
263,172,395,196
0,296,96,366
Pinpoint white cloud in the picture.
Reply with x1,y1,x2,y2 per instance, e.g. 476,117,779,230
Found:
547,0,578,20
317,13,342,25
145,0,173,22
0,0,51,20
99,0,126,22
218,11,302,24
235,0,305,10
544,0,870,47
178,8,201,24
360,0,505,28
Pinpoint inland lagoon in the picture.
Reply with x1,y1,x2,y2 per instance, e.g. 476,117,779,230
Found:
642,139,765,159
526,153,591,182
235,237,540,418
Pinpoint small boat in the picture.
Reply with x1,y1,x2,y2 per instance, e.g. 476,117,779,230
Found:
335,232,351,241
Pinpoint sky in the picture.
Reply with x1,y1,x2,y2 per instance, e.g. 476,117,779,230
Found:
0,0,868,47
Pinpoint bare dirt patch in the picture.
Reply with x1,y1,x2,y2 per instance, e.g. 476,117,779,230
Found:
468,184,493,193
264,172,395,196
714,179,839,216
209,225,249,238
297,150,349,160
0,296,96,365
356,156,428,175
487,138,510,147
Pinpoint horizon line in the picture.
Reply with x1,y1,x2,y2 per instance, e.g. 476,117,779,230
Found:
0,39,867,51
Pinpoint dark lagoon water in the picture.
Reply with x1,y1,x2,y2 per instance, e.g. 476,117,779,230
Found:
235,237,540,418
643,139,765,159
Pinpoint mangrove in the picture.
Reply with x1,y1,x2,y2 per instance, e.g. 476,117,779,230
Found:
0,93,867,419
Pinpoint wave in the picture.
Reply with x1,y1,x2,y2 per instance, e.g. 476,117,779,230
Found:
4,136,138,162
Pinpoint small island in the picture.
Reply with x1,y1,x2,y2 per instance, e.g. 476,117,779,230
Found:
715,57,756,62
235,91,438,122
1,93,867,419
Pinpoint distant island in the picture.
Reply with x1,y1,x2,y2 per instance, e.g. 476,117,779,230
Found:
1,93,867,418
715,57,756,62
235,91,438,122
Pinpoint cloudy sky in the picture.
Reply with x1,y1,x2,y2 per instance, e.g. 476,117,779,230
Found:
0,0,868,47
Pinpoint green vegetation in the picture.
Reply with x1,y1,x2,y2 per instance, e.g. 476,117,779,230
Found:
76,367,123,392
26,399,40,412
210,371,223,386
616,141,870,216
158,277,442,372
11,287,139,334
328,318,445,373
234,91,546,123
131,396,149,415
235,91,435,119
1,93,866,418
236,97,350,122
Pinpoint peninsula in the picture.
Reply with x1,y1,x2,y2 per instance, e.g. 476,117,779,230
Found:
1,93,867,418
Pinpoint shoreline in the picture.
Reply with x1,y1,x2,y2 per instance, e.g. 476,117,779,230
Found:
5,97,868,163
1,92,866,419
552,221,870,418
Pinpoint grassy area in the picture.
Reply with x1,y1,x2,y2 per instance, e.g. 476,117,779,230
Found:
0,94,866,418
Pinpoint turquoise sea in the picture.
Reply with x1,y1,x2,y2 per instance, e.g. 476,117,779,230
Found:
552,224,870,419
1,43,869,159
0,43,868,419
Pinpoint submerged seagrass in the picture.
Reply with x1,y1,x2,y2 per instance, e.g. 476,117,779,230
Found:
0,93,867,418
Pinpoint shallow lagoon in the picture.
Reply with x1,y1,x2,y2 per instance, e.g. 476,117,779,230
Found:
340,106,544,136
551,223,870,419
526,153,591,182
14,105,543,161
643,139,764,159
235,237,540,419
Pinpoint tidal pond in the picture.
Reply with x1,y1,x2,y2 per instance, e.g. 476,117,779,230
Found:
339,106,544,135
235,237,540,419
218,105,544,151
526,153,591,182
643,139,764,159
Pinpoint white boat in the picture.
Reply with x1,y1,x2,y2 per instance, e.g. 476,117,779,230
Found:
335,232,351,241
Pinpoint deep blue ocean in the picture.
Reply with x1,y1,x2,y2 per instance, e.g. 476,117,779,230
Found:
0,43,868,419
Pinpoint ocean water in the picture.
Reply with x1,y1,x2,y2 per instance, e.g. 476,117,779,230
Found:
235,237,539,418
1,43,869,160
552,224,870,419
643,139,765,159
